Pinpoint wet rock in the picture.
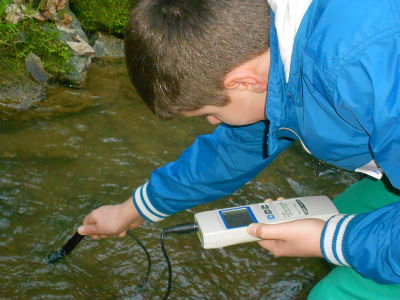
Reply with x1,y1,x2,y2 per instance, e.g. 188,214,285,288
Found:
91,32,125,59
0,84,97,121
0,75,47,112
61,55,89,86
56,3,93,87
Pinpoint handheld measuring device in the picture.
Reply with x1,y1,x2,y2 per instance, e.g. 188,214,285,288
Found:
194,196,338,249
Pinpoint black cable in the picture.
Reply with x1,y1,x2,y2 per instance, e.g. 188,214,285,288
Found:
160,231,172,300
160,223,198,300
49,230,152,299
127,230,152,293
50,223,197,300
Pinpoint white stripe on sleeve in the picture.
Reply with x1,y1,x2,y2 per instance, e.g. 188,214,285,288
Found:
322,214,345,265
133,183,167,222
142,182,169,217
335,215,355,266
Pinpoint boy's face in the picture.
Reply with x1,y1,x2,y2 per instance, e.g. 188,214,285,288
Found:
182,51,270,126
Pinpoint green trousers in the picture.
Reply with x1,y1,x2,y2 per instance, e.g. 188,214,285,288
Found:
308,177,400,300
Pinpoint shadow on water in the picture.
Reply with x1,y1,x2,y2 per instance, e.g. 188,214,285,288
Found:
0,60,358,299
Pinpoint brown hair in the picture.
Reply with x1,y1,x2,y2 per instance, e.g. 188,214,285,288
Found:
125,0,270,119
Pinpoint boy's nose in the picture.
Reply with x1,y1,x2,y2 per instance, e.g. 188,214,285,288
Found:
206,116,222,125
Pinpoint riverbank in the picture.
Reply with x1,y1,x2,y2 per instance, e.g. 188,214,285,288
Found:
0,0,129,119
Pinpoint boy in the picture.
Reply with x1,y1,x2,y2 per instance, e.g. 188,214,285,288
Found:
78,0,400,298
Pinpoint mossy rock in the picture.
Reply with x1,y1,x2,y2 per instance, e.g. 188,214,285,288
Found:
69,0,131,37
0,19,74,85
0,58,47,115
0,3,96,117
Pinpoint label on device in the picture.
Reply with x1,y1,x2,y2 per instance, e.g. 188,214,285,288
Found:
277,199,308,219
194,196,338,249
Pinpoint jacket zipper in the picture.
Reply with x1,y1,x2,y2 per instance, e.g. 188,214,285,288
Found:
279,127,312,154
278,127,324,177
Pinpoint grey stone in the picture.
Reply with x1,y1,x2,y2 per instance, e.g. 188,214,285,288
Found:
61,55,89,86
0,75,47,111
91,32,125,59
56,3,92,87
25,52,49,83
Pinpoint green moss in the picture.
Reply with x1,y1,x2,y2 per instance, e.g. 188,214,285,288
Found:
69,0,131,36
0,18,73,78
0,58,27,87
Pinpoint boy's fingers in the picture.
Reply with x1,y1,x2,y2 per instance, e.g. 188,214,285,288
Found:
83,212,98,225
79,225,127,238
247,223,283,240
264,197,285,203
78,225,85,235
91,235,107,239
78,224,98,236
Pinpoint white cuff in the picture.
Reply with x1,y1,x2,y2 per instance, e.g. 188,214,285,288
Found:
321,214,355,266
133,182,169,222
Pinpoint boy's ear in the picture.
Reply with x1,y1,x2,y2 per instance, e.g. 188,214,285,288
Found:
223,71,267,93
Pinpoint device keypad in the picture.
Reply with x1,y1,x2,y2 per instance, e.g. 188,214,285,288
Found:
260,204,276,220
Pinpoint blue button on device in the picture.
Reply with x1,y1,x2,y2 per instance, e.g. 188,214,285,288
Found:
267,214,276,220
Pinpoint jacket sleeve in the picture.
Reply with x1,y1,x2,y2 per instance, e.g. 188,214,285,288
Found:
334,32,400,190
321,202,400,284
132,121,292,222
321,33,400,283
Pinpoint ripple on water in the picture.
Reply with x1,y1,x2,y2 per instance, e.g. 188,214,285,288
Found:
0,218,10,229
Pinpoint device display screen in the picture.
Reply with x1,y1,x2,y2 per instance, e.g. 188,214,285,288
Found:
221,208,254,228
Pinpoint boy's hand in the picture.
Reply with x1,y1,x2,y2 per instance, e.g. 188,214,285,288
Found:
247,218,325,257
78,197,144,239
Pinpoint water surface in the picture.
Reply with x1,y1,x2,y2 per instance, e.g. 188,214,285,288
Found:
0,60,358,299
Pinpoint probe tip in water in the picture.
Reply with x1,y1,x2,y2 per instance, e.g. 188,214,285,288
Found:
47,231,85,264
47,249,66,264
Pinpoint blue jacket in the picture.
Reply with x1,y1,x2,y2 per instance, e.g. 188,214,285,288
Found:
133,0,400,284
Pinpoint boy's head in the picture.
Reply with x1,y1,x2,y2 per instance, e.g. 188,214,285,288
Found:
125,0,270,120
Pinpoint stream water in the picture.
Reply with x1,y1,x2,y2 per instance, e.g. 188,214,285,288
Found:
0,60,358,299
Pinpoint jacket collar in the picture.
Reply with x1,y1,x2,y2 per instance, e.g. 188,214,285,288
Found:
268,0,313,82
265,11,289,155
